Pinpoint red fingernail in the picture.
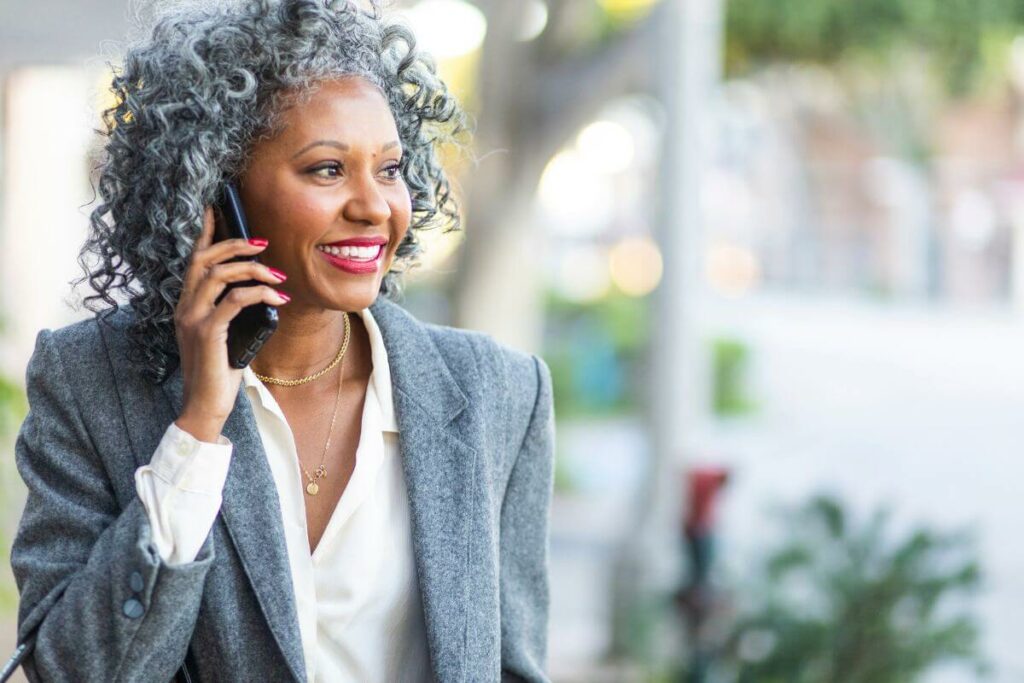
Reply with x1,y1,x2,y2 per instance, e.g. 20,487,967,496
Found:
249,238,268,247
268,267,287,281
276,290,291,302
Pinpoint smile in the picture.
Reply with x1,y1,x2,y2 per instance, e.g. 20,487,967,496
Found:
316,244,384,274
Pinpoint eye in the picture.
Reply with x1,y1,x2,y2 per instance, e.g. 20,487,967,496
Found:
309,162,342,179
382,163,403,180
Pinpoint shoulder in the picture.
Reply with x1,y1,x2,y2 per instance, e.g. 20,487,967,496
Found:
33,306,132,357
18,310,134,469
418,318,552,452
424,321,544,399
24,307,135,401
373,295,543,391
373,297,553,455
428,322,538,381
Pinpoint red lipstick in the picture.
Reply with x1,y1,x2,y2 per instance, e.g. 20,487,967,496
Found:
316,239,386,275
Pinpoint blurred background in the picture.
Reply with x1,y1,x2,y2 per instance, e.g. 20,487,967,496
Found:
1,0,1023,681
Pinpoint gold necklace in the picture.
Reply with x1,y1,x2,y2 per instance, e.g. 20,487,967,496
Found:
254,313,351,386
253,313,351,496
303,349,344,496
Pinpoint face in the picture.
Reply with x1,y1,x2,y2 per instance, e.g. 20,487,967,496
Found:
238,76,411,313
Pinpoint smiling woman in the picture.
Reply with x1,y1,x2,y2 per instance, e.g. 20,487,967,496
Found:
8,1,555,682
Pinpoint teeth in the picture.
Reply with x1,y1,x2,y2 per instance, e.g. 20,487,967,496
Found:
317,244,382,261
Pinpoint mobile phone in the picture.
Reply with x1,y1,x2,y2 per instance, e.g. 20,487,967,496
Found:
213,181,279,369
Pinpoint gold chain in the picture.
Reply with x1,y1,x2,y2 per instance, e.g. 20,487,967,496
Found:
253,312,351,496
301,345,344,496
254,313,350,386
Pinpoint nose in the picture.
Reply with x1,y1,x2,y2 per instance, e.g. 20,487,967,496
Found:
342,172,392,226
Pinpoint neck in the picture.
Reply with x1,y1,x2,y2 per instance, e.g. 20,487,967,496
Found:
249,305,370,383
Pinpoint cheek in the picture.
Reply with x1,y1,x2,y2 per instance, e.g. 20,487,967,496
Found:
260,188,333,241
385,196,412,266
391,187,413,236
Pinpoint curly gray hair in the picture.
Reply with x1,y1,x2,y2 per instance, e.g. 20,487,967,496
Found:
74,0,468,384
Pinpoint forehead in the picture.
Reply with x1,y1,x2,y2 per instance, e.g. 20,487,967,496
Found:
275,76,399,144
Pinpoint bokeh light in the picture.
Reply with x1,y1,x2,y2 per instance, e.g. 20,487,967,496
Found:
705,242,760,297
538,148,615,238
608,236,662,296
576,120,636,175
519,0,549,42
404,0,487,60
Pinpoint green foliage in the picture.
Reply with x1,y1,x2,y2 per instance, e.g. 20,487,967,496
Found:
0,311,24,439
0,375,27,446
710,336,757,417
543,289,650,419
0,311,27,616
552,446,577,494
725,0,1024,94
722,494,987,682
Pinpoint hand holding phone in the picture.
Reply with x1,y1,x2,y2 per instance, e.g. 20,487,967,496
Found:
172,191,287,439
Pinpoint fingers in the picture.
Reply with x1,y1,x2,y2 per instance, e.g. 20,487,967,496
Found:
208,284,289,331
183,206,219,299
199,205,216,251
182,215,268,303
193,261,287,312
195,237,267,270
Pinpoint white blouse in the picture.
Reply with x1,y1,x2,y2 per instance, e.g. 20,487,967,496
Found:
133,306,431,682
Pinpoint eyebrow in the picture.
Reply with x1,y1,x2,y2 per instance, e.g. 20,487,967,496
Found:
291,139,401,159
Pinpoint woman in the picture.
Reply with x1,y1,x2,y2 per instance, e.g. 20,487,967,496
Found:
9,1,555,681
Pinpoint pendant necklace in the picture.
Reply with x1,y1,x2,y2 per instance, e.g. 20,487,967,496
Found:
253,312,351,496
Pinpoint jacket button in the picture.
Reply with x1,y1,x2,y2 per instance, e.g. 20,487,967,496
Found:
123,598,145,619
130,571,144,592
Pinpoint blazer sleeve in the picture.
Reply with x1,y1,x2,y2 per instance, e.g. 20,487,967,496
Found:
10,328,216,682
499,353,556,682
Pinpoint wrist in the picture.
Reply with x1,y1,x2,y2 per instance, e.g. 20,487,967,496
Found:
174,413,226,443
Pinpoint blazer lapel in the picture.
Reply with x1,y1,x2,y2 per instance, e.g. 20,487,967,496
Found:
121,296,474,683
370,297,477,683
160,365,307,683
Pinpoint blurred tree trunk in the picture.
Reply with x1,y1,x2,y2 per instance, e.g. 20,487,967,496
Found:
607,0,723,666
450,0,658,351
453,0,724,669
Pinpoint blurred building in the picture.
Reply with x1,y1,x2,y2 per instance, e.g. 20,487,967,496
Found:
703,66,1024,307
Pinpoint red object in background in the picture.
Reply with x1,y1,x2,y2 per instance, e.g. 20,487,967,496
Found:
684,467,730,535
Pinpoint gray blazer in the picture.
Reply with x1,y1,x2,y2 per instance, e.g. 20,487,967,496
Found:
10,296,555,683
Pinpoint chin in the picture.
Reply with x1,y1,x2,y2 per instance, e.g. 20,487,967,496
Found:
334,287,380,312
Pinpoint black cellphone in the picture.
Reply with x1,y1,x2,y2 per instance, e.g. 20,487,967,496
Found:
213,181,279,369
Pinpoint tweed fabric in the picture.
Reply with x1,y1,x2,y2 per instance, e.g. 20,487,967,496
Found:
10,296,554,683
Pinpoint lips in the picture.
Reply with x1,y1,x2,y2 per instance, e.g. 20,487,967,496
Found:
317,244,384,274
